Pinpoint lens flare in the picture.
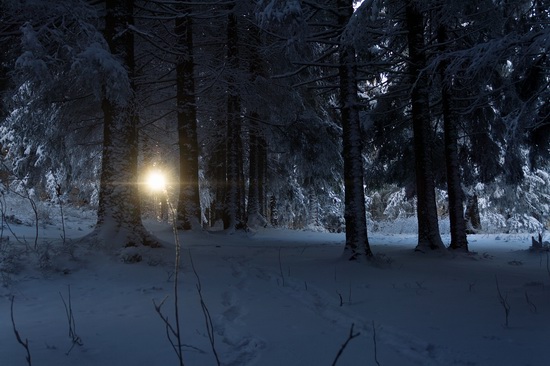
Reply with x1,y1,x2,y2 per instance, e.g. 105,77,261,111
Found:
147,170,166,192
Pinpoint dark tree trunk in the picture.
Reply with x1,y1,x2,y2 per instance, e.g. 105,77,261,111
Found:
465,194,482,233
210,131,226,227
259,133,267,218
223,6,245,230
247,116,267,226
246,24,268,227
338,0,373,259
405,0,445,251
438,24,468,251
0,57,9,121
269,195,278,227
95,0,157,248
175,6,201,230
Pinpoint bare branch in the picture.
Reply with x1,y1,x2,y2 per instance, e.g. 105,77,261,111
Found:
332,323,361,366
10,296,32,366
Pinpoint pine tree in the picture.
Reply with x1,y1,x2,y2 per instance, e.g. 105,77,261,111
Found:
175,3,201,230
223,2,246,230
435,4,468,251
93,0,158,248
338,0,373,258
404,0,445,251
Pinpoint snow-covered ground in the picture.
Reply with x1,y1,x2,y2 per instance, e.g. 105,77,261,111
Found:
1,203,549,366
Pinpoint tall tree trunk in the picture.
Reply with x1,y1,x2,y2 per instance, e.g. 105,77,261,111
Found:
269,195,278,227
338,0,373,259
247,116,265,225
210,128,226,227
405,0,445,251
246,24,268,227
259,133,267,218
465,194,482,233
95,0,157,248
0,58,8,121
223,5,245,230
175,5,201,230
438,24,468,251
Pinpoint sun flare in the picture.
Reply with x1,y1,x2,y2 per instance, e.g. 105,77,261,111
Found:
146,170,166,192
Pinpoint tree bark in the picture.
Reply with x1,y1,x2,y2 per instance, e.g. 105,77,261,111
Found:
223,5,245,230
175,5,201,230
247,116,267,226
465,194,482,233
269,195,278,227
438,24,468,251
94,0,157,248
210,129,226,227
246,24,268,227
405,0,445,251
338,0,373,259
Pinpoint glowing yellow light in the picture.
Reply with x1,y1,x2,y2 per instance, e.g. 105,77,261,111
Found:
147,170,166,192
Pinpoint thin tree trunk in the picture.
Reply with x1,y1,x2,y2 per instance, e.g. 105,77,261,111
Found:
246,24,268,227
465,194,482,233
246,123,267,225
211,131,226,227
438,24,468,251
223,5,245,230
338,0,373,259
405,0,445,251
175,6,201,230
247,117,261,221
269,195,278,227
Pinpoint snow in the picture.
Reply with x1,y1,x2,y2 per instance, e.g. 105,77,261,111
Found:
1,202,549,366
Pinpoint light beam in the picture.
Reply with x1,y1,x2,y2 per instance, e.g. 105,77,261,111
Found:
147,170,166,192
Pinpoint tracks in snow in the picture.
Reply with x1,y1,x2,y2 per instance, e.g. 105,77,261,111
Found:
211,247,477,366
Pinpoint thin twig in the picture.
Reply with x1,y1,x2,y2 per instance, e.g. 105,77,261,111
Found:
169,201,184,366
332,323,361,366
152,297,206,355
278,247,285,286
55,183,67,248
372,320,381,366
59,285,83,355
169,200,184,366
10,296,32,366
189,251,221,366
28,193,39,250
525,291,537,314
153,198,184,366
495,275,510,327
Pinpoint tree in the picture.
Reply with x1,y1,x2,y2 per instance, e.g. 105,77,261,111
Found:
244,22,269,227
435,4,468,251
222,2,246,230
175,2,201,230
404,0,445,251
338,0,373,258
257,0,374,257
1,0,105,203
93,0,157,248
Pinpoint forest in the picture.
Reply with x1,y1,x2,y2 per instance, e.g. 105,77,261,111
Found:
1,0,549,259
2,2,550,366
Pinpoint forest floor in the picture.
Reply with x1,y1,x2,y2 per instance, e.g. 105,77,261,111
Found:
1,204,549,366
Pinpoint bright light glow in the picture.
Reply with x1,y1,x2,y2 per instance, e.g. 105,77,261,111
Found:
147,170,166,192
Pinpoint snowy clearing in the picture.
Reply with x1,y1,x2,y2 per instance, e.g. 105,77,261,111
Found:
1,213,549,366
